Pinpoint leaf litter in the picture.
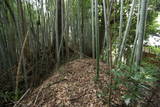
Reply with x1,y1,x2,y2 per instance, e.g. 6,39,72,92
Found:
18,58,128,107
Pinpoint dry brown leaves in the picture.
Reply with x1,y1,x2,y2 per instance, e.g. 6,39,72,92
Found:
18,58,124,107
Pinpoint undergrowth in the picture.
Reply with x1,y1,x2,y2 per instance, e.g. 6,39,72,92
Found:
110,63,159,106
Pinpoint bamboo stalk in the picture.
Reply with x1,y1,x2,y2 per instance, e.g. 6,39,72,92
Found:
15,31,29,99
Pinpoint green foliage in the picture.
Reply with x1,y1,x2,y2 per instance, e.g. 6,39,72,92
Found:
0,91,14,103
111,64,159,105
145,46,160,55
146,11,160,36
100,50,108,61
0,89,22,105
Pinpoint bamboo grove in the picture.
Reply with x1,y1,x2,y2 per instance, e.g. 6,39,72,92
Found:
0,0,160,104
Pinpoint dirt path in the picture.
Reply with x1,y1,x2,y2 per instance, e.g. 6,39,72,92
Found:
17,59,125,107
16,57,160,107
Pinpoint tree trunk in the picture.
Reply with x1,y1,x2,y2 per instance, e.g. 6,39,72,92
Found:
91,0,95,58
118,0,136,63
95,0,100,80
135,0,148,66
55,0,62,65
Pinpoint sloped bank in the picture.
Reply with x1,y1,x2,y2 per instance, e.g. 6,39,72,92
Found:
15,58,160,107
16,59,125,107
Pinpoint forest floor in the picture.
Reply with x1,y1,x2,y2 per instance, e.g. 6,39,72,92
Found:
15,53,160,107
16,59,125,107
142,52,160,107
